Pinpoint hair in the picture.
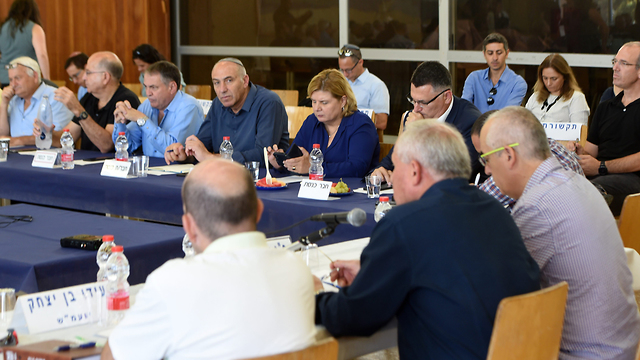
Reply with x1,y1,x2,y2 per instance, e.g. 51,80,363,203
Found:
471,110,498,136
395,119,471,180
482,32,509,52
533,54,582,103
64,52,88,70
146,61,181,88
485,106,551,161
132,44,166,65
10,56,40,82
2,0,41,38
216,57,247,77
620,41,640,70
181,165,258,241
410,61,452,92
96,53,124,80
307,69,357,117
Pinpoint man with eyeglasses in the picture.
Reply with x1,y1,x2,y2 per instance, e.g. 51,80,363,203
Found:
0,57,72,147
64,52,88,101
371,61,480,183
576,41,640,216
461,33,527,113
480,106,640,360
35,51,141,153
338,44,390,131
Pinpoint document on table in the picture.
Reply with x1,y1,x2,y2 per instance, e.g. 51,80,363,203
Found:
148,164,194,176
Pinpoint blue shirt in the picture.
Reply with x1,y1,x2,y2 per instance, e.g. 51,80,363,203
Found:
77,86,87,101
8,83,73,136
113,91,203,158
348,69,390,115
196,82,289,165
294,110,379,178
461,65,527,113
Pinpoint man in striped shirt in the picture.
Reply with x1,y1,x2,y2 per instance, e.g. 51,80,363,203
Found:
480,106,640,360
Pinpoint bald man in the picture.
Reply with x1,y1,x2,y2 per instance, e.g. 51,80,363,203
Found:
165,57,289,165
37,51,140,153
102,159,316,360
480,106,640,360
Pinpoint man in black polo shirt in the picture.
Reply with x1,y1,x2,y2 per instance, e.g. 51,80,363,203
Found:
36,51,140,152
578,41,640,215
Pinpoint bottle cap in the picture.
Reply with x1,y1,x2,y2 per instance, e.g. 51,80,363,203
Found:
118,132,125,136
111,245,124,252
102,235,114,242
223,136,230,141
313,143,320,148
63,129,70,132
380,196,389,202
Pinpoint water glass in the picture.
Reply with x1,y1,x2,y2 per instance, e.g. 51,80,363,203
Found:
299,244,319,272
136,155,149,177
245,161,260,181
0,288,15,325
366,175,381,198
0,138,9,162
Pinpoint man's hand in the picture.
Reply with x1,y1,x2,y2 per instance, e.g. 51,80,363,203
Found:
405,111,425,124
371,167,393,185
313,275,324,293
1,86,14,104
578,153,600,176
53,87,83,115
165,142,187,164
114,100,145,125
329,260,360,287
184,135,214,162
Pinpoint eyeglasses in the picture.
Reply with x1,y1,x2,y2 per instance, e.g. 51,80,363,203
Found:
479,143,519,166
340,60,359,75
5,63,35,73
68,70,84,81
487,87,497,105
612,58,637,67
338,44,361,60
407,88,450,108
85,70,106,76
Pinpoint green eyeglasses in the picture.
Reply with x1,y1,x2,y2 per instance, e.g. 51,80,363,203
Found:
479,143,519,166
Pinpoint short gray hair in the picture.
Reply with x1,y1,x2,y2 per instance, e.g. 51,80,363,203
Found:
395,120,471,180
485,106,551,161
10,56,40,82
217,57,247,77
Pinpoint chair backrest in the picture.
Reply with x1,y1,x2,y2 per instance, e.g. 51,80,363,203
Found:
273,89,299,107
360,108,383,142
184,84,212,100
197,99,213,118
619,193,640,252
123,83,143,96
243,337,338,360
51,80,66,88
380,143,394,162
285,106,314,139
486,281,569,360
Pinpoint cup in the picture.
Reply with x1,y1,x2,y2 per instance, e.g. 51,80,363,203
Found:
299,244,319,272
136,155,149,177
0,138,9,162
366,175,381,198
0,288,16,324
245,161,260,181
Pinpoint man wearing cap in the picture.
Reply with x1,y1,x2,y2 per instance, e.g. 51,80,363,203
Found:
0,56,73,147
338,44,390,131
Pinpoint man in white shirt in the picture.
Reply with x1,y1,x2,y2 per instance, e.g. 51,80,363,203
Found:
102,159,316,360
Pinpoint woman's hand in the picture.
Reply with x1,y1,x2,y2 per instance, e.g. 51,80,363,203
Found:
284,146,310,174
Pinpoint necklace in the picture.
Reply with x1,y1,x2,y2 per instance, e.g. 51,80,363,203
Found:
327,125,340,138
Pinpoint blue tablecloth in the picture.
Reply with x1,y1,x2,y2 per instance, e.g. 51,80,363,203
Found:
0,150,380,245
0,204,185,293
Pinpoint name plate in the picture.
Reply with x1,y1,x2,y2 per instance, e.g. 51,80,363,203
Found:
101,159,132,178
31,150,59,168
11,282,106,334
541,122,582,141
266,235,292,249
298,179,332,200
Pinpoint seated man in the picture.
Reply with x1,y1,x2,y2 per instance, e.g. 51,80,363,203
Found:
0,57,72,147
165,57,289,165
36,51,140,153
65,52,88,100
102,159,316,360
112,61,203,158
480,106,640,359
315,120,540,359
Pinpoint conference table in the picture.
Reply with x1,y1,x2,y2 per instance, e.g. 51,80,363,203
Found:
0,150,383,245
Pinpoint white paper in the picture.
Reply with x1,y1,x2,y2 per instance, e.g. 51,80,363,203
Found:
31,150,59,168
100,160,132,178
541,122,582,141
148,164,194,174
298,179,332,200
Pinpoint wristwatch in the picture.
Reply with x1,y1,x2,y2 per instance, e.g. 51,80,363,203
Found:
78,111,88,120
599,160,608,176
136,117,147,127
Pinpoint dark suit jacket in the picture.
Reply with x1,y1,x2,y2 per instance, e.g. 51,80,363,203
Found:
316,178,540,360
379,96,481,171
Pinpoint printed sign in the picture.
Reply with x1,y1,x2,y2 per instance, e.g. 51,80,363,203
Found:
266,235,292,249
541,122,582,141
101,159,132,178
31,150,59,168
298,179,332,200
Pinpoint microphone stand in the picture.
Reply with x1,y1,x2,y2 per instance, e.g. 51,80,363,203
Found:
287,222,338,252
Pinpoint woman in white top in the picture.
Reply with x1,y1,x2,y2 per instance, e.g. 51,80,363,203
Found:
525,53,590,124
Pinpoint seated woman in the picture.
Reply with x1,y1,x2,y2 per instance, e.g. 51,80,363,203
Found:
525,53,589,124
133,44,186,97
268,69,379,178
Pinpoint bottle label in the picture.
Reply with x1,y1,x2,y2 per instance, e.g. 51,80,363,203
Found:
61,153,74,162
309,174,324,181
107,292,130,310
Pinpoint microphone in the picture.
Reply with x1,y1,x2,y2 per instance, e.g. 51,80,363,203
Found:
310,208,366,227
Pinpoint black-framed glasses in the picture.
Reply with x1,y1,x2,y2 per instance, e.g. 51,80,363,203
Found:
5,63,35,73
68,70,84,82
487,87,497,105
0,214,32,228
612,58,637,67
338,44,361,60
340,60,359,75
407,88,450,108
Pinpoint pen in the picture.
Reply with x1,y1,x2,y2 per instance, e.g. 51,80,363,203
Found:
166,149,174,153
55,341,96,352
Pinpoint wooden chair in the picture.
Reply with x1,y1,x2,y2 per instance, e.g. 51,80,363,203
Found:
380,142,394,161
619,193,640,253
285,106,313,139
51,80,66,88
486,281,569,360
273,89,299,106
184,84,212,100
123,82,142,96
360,108,384,142
244,337,338,360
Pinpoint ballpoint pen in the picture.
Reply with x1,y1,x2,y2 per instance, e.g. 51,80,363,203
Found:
55,341,96,352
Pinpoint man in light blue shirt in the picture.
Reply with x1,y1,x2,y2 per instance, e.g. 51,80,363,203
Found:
113,61,203,158
0,56,73,147
461,33,527,113
338,44,390,131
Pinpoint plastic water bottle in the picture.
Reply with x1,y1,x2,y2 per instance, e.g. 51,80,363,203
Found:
96,235,116,281
374,196,393,222
35,95,53,149
60,129,74,170
309,144,324,180
115,132,129,161
182,234,194,258
220,136,233,160
106,245,130,326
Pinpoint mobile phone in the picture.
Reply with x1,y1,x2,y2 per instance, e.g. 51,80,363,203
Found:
60,234,103,250
82,156,112,162
274,144,303,167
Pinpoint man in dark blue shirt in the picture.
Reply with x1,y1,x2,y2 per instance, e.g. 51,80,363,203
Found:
165,58,289,165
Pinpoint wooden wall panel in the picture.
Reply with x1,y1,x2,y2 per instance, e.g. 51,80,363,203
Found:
0,0,171,89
